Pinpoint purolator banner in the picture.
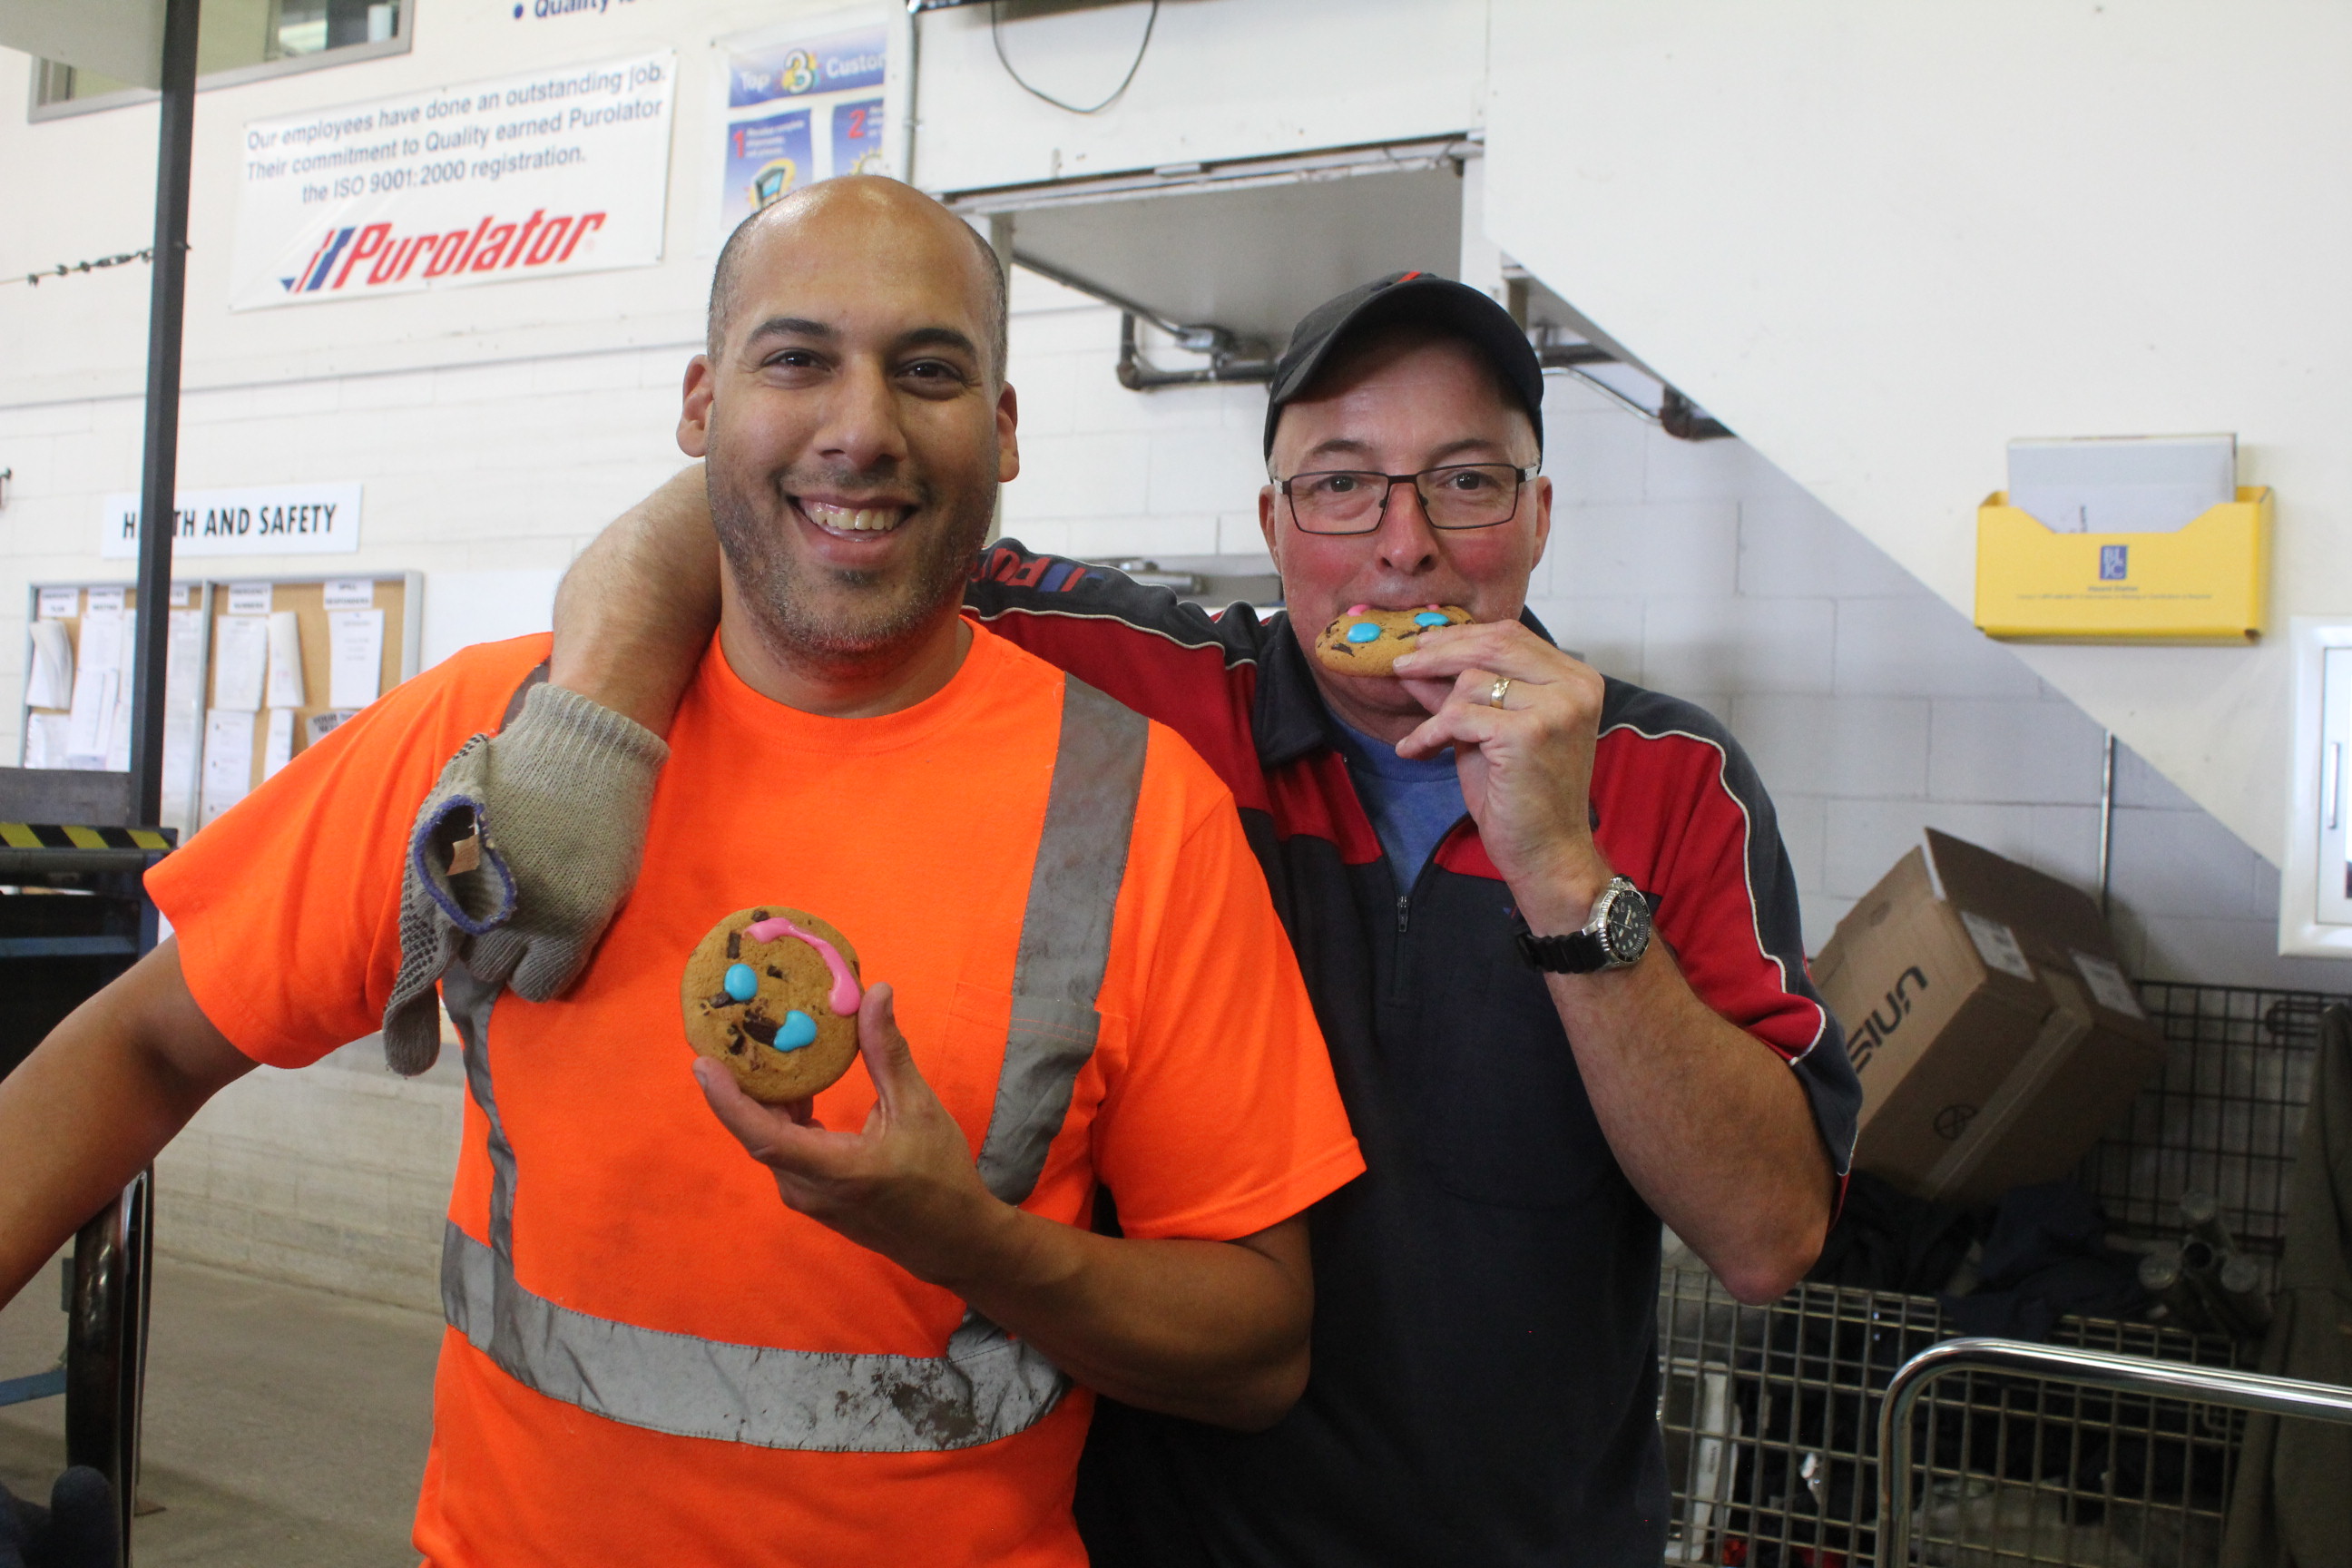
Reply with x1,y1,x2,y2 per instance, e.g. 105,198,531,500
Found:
230,51,677,311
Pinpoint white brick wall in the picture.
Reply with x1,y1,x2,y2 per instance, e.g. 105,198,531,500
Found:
983,315,2345,994
155,1050,463,1312
10,269,2348,1310
1515,374,2348,993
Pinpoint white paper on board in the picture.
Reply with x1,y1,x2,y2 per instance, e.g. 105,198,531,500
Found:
328,609,385,709
78,610,125,675
225,583,272,616
160,608,207,829
262,708,297,779
162,611,205,818
322,579,374,610
36,588,79,621
200,709,258,826
169,583,193,608
166,609,205,715
266,610,307,708
27,621,74,709
212,615,269,710
103,612,136,772
63,669,117,768
23,713,68,769
64,611,126,768
84,587,126,615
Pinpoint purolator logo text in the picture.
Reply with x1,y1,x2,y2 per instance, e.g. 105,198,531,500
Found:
284,208,608,295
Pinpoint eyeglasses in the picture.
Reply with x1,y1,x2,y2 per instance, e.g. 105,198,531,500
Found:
1279,463,1536,535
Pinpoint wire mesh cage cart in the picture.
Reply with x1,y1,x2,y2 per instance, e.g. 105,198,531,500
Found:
1654,981,2338,1567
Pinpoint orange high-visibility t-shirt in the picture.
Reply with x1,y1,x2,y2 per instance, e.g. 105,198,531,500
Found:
147,622,1362,1568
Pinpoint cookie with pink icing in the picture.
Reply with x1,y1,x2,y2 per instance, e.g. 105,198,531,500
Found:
681,906,864,1103
1312,603,1472,675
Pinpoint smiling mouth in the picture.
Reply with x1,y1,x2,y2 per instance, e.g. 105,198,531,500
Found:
794,496,913,536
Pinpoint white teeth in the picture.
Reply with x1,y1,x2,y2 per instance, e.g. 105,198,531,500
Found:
800,500,903,534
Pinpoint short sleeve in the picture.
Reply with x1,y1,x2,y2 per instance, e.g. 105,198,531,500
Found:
144,635,552,1068
1087,750,1364,1241
1621,716,1862,1181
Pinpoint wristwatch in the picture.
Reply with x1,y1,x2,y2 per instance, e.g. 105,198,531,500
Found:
1515,877,1653,974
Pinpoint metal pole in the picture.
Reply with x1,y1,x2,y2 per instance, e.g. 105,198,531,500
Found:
2096,730,2117,916
1876,1336,2352,1567
125,0,203,828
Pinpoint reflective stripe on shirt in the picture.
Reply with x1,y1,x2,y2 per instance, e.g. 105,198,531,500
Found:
437,675,1148,1453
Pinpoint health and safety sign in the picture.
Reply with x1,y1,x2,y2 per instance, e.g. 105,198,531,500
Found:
230,52,677,310
100,484,364,559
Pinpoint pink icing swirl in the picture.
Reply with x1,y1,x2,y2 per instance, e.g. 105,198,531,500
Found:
743,915,862,1015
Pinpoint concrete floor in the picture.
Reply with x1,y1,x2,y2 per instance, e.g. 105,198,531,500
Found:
0,1251,438,1566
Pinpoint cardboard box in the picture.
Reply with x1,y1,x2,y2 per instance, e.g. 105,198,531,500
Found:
1974,486,2270,644
1811,830,2167,1207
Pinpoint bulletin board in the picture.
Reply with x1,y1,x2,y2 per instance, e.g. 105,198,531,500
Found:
16,581,203,779
19,573,422,837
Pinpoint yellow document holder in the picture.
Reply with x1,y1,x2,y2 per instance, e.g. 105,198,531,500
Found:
1975,486,2270,643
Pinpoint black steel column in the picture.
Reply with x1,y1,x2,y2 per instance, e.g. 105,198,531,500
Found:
125,0,203,827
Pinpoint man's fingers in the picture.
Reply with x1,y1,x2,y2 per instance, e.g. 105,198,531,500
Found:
1397,699,1508,760
854,983,928,1117
691,1057,845,1171
1395,675,1457,716
1394,665,1516,759
1391,621,1578,682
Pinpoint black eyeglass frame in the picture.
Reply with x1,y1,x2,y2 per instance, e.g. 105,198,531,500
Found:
1277,463,1540,535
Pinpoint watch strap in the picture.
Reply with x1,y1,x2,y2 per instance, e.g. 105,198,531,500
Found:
1514,877,1651,974
1514,922,1612,975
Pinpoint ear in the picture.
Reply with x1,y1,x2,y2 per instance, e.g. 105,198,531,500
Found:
1526,472,1553,568
677,354,715,458
1258,482,1280,558
995,381,1020,484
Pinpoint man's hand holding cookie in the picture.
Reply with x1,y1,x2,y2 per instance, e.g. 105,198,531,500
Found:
1388,620,1616,931
691,982,1014,1292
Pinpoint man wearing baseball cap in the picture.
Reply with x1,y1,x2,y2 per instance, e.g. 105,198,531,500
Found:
402,258,1861,1563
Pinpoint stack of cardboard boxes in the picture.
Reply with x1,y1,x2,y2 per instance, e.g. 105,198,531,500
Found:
1812,830,2167,1207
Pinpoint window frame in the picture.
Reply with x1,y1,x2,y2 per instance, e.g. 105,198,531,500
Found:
26,0,416,122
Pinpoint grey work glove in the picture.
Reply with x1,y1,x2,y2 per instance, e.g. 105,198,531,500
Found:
382,681,669,1075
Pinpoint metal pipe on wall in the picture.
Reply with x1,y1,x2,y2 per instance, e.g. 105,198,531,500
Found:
124,0,201,829
2098,730,2117,916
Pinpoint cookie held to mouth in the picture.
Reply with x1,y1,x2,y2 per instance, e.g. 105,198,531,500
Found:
681,906,864,1103
1312,603,1473,675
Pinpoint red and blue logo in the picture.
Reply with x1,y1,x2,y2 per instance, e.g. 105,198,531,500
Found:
281,208,607,295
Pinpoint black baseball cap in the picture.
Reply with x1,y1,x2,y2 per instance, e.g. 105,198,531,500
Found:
1262,271,1544,459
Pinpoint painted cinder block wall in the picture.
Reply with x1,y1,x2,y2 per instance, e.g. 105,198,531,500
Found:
10,273,2344,1311
5,0,2343,1310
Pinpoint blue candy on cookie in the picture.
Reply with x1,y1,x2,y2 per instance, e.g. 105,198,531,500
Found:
1312,603,1473,675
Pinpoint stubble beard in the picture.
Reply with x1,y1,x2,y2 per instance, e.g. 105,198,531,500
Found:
709,461,993,670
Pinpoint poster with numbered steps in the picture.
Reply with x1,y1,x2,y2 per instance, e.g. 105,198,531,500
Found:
713,7,894,252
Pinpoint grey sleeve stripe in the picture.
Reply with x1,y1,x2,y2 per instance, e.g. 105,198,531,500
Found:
432,673,1152,1453
444,965,518,1261
975,677,1148,1208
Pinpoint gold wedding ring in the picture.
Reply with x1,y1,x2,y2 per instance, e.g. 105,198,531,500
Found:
1487,677,1513,708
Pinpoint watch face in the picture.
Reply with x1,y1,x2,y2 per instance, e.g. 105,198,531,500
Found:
1602,883,1651,959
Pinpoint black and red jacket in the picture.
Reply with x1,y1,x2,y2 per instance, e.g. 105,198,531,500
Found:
965,542,1862,1568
